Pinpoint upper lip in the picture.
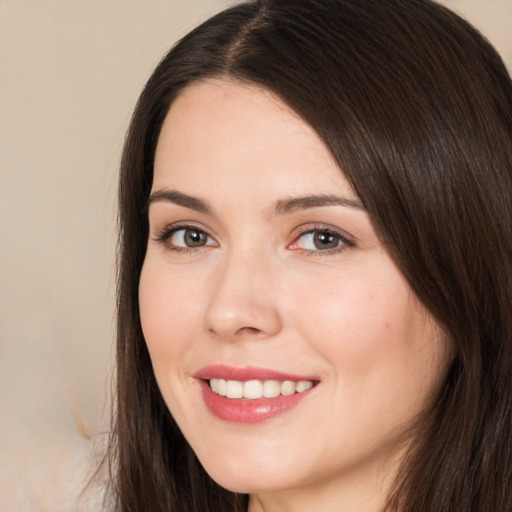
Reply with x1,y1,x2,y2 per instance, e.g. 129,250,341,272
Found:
194,365,319,382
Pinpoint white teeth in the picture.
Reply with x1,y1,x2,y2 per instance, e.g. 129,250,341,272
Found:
208,378,315,399
243,380,263,399
225,380,243,399
210,378,219,393
296,380,313,393
262,380,280,398
280,380,296,396
217,378,227,396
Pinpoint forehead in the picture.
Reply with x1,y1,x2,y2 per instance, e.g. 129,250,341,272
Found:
153,79,357,201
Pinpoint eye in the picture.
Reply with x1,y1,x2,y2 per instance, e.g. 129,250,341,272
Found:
154,225,217,251
289,226,353,253
299,231,340,250
170,227,213,248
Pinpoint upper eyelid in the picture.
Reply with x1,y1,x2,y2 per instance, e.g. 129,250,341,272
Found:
152,220,213,236
291,223,355,242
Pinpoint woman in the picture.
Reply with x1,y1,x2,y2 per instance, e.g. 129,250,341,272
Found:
108,0,512,510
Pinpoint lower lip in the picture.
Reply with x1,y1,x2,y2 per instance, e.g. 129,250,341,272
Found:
198,380,314,424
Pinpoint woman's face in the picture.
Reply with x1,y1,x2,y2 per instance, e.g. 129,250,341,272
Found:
139,79,450,506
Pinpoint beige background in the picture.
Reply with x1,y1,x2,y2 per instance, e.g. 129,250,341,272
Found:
1,1,510,511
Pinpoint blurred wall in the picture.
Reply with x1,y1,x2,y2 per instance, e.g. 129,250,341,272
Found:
1,1,510,510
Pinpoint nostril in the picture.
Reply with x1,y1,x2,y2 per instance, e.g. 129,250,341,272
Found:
238,326,262,336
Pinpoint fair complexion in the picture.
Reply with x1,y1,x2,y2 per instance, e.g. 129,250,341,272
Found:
139,79,451,512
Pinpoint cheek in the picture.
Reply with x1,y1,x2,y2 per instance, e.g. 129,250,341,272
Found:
138,262,201,365
293,269,406,358
291,266,446,406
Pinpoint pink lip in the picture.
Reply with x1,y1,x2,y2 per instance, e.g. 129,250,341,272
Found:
194,365,317,382
194,365,318,424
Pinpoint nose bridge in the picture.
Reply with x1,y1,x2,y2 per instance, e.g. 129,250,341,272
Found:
203,243,282,341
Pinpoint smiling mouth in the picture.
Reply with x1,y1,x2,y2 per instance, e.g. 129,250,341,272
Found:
208,378,315,400
196,367,319,423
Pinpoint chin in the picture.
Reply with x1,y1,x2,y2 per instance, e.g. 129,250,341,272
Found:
208,472,287,495
198,452,300,494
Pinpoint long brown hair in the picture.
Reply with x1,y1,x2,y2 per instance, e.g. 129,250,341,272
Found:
109,1,512,510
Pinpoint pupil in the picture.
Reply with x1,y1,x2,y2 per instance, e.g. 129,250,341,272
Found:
185,229,205,247
314,231,337,249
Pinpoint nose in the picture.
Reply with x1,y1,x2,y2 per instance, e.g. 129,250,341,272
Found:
203,250,283,342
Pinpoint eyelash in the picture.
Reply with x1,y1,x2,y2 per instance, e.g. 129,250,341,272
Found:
153,223,355,256
290,224,355,256
153,223,216,254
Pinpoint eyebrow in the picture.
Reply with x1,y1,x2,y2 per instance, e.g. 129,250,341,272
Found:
273,195,365,215
147,189,365,215
147,189,211,214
